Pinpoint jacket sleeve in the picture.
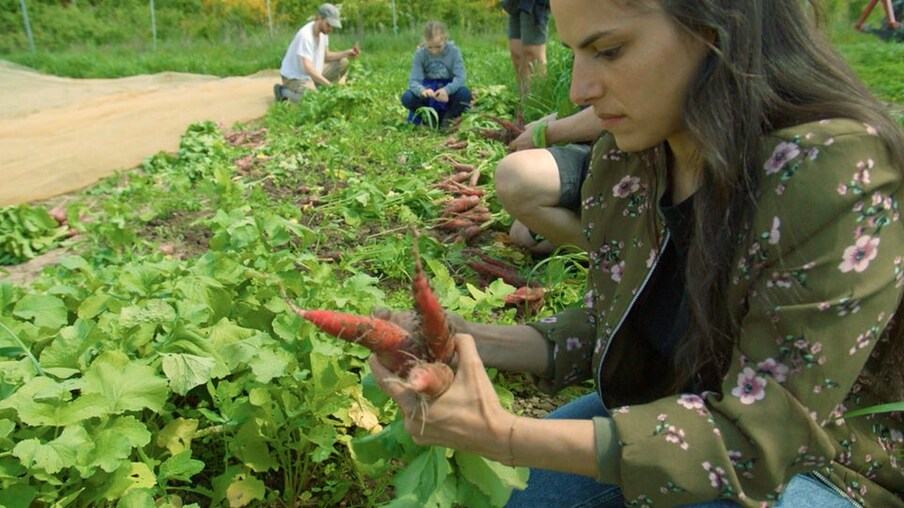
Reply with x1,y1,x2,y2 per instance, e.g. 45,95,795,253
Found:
608,124,904,506
527,307,598,395
441,46,467,96
408,48,426,95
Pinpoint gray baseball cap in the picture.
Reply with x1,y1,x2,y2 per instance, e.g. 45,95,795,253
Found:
318,3,342,28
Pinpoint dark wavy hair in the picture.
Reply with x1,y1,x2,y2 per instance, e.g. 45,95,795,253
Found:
649,0,904,398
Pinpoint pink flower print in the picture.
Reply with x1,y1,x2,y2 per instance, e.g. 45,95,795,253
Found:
764,141,800,174
583,290,594,309
702,462,729,489
677,394,705,410
665,426,688,450
871,192,884,207
839,235,880,273
757,358,789,383
611,261,625,282
646,248,657,268
864,123,878,135
732,367,767,405
612,176,641,198
849,332,871,355
818,302,831,311
768,217,781,245
565,337,582,351
837,183,848,195
854,159,874,185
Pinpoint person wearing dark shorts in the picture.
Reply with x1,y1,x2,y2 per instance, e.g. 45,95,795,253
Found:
501,0,551,96
495,107,604,254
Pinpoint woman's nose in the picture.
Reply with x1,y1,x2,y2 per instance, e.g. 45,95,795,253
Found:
569,57,603,107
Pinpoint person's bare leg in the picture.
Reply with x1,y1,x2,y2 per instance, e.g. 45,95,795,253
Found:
495,149,586,252
520,43,547,96
508,38,526,96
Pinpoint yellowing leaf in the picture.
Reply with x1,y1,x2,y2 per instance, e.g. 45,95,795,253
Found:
157,417,199,455
348,400,381,433
226,475,265,508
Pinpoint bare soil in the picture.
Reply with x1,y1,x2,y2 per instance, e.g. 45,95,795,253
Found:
0,59,280,206
0,59,281,284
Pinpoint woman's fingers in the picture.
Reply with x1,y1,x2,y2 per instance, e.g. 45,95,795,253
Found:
369,356,423,420
370,307,392,320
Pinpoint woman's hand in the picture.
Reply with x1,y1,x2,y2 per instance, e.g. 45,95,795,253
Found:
369,333,515,462
508,112,557,152
371,307,470,341
421,89,436,99
434,88,449,103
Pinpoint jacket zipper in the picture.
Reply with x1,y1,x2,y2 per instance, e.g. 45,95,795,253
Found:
595,230,670,402
810,470,862,508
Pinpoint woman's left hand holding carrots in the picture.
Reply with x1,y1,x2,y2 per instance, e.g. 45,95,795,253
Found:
369,333,516,463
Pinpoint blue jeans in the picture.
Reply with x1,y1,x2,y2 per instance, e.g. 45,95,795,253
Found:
401,86,472,127
506,393,856,508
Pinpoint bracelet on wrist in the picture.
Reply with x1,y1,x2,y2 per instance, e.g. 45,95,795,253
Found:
531,120,549,148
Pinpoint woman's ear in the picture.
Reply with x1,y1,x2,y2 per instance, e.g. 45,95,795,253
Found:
702,27,718,47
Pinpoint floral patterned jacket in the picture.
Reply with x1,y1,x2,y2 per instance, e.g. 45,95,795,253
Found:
529,119,904,507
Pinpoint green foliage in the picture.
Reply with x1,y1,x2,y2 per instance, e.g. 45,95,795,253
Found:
521,41,580,124
0,0,505,54
0,4,900,505
0,205,67,265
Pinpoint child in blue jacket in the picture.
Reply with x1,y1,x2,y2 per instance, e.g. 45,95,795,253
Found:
401,21,471,128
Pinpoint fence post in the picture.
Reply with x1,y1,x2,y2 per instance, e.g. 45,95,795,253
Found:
149,0,158,50
391,0,398,36
266,0,274,37
18,0,36,52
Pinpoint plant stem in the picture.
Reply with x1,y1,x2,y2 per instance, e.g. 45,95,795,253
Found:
0,320,45,376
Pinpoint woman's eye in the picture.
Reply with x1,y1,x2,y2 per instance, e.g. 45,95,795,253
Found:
595,46,622,60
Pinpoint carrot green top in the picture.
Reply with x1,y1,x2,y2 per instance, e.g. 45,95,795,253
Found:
529,119,904,507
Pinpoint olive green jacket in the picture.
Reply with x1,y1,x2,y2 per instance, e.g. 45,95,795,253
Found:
530,119,904,507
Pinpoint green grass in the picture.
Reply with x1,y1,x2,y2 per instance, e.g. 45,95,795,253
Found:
2,8,900,106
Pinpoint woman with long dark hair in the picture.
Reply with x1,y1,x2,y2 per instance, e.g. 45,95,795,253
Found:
370,1,904,505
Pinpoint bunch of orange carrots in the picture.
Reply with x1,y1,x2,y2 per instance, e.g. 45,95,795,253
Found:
286,247,456,398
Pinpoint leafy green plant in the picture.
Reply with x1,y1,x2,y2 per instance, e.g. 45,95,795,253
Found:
0,11,899,506
0,205,67,265
412,106,440,128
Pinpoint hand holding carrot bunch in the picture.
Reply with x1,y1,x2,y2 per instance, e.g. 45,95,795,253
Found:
286,243,458,398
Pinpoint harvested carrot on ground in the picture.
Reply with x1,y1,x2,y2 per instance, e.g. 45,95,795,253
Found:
450,171,472,183
436,217,477,231
448,162,475,173
445,180,486,197
452,225,482,243
467,258,527,287
439,195,481,214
